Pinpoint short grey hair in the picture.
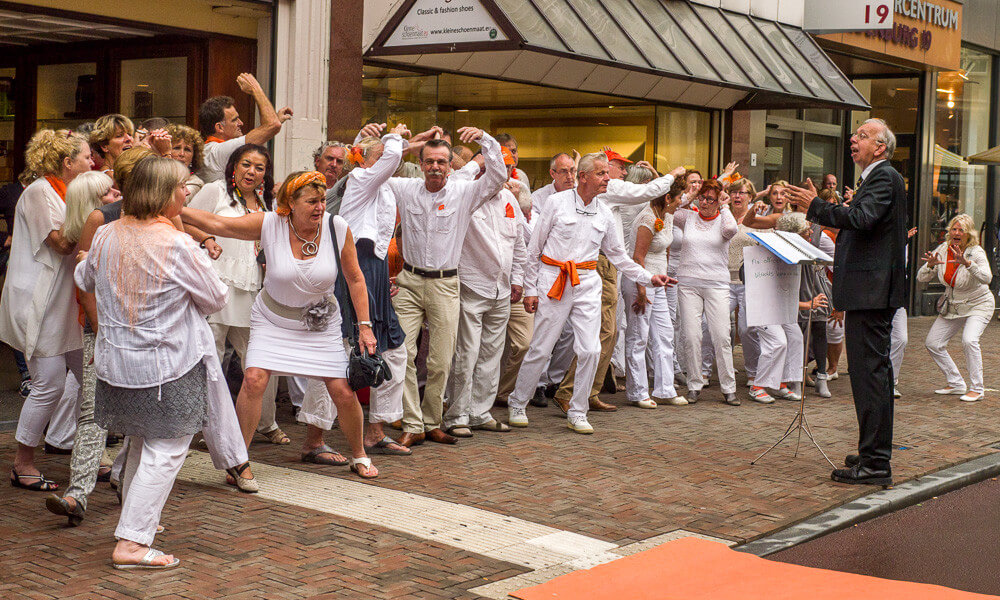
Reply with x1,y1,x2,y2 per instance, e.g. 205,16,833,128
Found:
549,152,572,170
864,118,896,160
313,140,348,161
775,212,810,235
577,152,607,176
624,164,656,185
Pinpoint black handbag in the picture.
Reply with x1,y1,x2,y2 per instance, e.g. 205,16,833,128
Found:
329,215,392,391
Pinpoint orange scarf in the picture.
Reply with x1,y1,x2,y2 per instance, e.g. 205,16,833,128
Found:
944,247,960,287
698,210,720,221
205,135,226,145
45,175,67,202
540,255,597,300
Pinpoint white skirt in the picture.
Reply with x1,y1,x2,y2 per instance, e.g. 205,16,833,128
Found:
245,297,348,379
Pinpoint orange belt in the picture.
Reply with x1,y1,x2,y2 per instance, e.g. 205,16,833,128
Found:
540,255,597,300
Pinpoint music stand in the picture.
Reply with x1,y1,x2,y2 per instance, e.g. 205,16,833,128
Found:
743,232,836,468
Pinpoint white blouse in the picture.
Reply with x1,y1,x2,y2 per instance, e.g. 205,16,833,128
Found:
628,206,672,278
75,218,228,388
188,180,264,327
0,177,82,359
338,133,404,259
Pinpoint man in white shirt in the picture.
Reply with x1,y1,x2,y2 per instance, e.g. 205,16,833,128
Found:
385,128,507,447
508,153,672,433
552,151,683,414
443,148,527,437
496,183,536,407
197,73,292,184
531,152,576,220
314,140,350,214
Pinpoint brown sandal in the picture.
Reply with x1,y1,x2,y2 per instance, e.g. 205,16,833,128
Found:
260,427,291,445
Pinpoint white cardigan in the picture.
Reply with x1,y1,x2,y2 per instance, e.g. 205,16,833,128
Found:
917,243,995,319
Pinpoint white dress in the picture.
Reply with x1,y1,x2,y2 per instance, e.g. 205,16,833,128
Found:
246,212,349,378
0,177,82,359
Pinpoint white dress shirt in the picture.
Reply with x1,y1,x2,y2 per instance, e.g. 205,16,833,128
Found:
198,136,247,184
530,182,558,221
385,133,506,271
524,189,652,298
338,133,405,259
600,174,675,249
458,188,527,300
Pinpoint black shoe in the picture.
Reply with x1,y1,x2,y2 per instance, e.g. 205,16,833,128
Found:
105,433,122,446
831,464,892,486
44,443,71,455
544,383,558,399
845,454,861,467
529,387,548,408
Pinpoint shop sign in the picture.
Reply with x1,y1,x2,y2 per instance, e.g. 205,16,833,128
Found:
818,0,962,70
804,0,893,34
384,0,508,47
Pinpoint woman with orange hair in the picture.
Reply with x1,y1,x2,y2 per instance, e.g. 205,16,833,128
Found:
182,171,379,482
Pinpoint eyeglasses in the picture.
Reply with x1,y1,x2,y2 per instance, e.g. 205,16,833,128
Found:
729,191,750,197
700,195,719,203
855,131,885,145
553,168,577,176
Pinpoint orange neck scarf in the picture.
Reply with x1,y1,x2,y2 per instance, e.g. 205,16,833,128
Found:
698,210,720,221
45,175,67,202
540,255,597,300
944,247,961,287
205,135,226,145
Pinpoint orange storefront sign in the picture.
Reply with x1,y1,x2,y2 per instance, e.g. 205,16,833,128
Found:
819,0,962,71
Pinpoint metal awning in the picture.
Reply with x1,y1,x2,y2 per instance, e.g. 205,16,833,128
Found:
365,0,870,111
966,146,1000,165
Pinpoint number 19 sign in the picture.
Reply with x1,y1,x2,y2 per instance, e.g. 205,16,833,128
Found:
804,0,894,34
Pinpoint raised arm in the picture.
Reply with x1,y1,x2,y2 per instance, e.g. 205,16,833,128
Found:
601,165,685,207
238,73,292,146
803,174,894,232
345,132,406,207
720,207,738,240
742,201,781,229
180,206,265,241
463,129,506,213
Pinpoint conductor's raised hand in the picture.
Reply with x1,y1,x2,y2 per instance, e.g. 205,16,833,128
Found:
785,183,816,211
523,295,539,314
457,127,485,144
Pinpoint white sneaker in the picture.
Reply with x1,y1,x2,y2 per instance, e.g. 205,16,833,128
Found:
746,378,755,388
567,416,594,434
661,396,689,406
630,399,658,409
773,385,801,401
508,407,529,427
960,391,984,402
935,386,967,395
749,387,775,404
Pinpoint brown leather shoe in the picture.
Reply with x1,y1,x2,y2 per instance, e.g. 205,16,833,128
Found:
425,428,458,445
589,397,618,412
388,420,403,430
398,432,425,447
553,396,570,414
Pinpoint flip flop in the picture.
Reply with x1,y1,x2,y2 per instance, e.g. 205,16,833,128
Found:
349,457,379,479
301,444,348,466
10,469,58,491
112,548,180,571
364,436,412,456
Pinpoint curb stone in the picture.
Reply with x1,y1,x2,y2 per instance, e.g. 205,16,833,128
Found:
736,450,1000,556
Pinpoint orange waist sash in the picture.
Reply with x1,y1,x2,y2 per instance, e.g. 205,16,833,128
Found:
540,255,597,300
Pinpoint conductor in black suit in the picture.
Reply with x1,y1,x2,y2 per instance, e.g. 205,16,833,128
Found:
787,118,907,486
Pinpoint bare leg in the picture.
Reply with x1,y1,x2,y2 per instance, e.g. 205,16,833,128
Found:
112,540,174,566
12,444,51,488
324,378,374,476
235,367,271,448
364,422,386,447
827,340,844,375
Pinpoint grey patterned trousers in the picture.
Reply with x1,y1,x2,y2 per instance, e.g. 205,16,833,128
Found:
64,332,111,511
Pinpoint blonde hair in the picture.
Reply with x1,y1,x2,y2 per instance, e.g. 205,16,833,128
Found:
947,213,979,249
25,129,88,177
165,124,205,170
727,178,757,197
113,147,155,191
123,157,188,220
275,171,327,216
356,136,383,162
89,114,135,158
64,171,114,243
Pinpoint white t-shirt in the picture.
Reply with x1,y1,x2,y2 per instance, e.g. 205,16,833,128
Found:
198,136,247,184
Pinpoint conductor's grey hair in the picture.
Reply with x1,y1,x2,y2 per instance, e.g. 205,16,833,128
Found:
864,118,896,160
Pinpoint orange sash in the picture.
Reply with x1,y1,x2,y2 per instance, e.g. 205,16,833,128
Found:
45,175,67,202
540,255,596,300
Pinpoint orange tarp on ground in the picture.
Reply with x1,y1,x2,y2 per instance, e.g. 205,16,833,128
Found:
512,537,998,600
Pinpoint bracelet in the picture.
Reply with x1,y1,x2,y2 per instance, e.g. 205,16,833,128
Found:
358,320,372,327
199,236,216,249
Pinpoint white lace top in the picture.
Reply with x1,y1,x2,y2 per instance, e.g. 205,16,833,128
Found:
629,206,671,277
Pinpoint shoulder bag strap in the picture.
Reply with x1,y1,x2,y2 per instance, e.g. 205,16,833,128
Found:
329,214,358,345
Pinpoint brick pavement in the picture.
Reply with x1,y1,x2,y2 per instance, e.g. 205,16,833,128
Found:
2,316,999,598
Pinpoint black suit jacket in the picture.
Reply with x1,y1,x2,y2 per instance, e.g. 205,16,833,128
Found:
806,161,908,311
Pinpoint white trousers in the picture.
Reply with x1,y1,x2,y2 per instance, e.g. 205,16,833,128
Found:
116,434,192,546
210,323,279,434
44,370,81,449
731,283,761,380
753,323,804,389
610,279,627,378
677,285,736,394
511,274,602,419
539,321,575,386
16,350,83,448
444,286,510,428
890,307,907,382
287,377,306,408
299,343,407,429
201,356,250,470
925,314,989,393
622,284,676,402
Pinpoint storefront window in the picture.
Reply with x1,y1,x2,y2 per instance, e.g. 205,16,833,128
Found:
932,47,993,244
655,106,710,175
36,62,98,131
120,57,188,122
0,67,15,184
802,133,838,185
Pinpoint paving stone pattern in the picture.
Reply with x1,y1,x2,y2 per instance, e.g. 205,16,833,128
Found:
2,316,999,598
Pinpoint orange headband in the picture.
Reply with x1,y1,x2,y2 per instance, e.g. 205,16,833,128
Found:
278,171,326,216
348,145,365,166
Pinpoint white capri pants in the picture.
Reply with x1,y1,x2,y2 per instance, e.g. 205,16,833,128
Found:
116,434,192,546
890,307,907,382
16,349,83,448
299,344,407,429
753,323,803,390
677,284,735,394
925,314,989,394
622,283,677,402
